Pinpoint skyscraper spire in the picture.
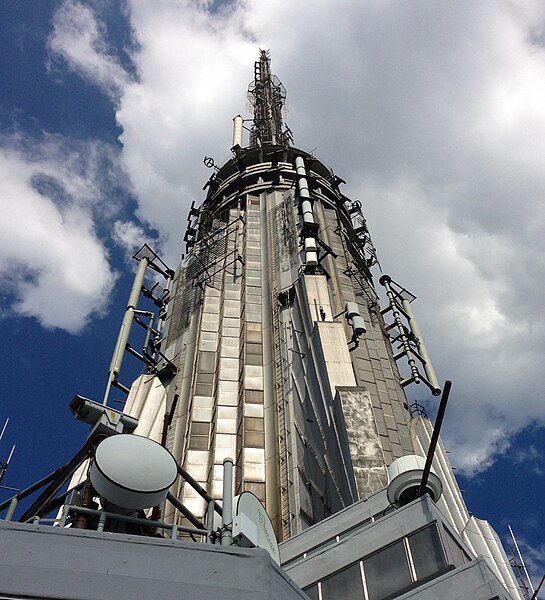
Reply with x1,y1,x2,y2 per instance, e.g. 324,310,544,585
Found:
0,52,526,600
247,50,291,147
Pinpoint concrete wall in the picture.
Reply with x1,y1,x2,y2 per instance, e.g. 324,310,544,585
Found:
0,520,307,600
280,494,518,600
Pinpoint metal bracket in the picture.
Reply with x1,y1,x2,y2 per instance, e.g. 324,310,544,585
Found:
379,275,441,397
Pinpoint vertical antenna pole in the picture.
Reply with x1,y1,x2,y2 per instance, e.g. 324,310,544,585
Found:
247,50,288,148
0,418,8,442
103,257,149,405
0,444,16,485
380,275,420,385
221,457,234,546
401,298,441,395
0,419,15,486
6,445,15,465
509,524,535,594
418,380,452,496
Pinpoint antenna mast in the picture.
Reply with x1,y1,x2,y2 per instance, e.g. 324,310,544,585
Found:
0,418,15,487
247,50,291,147
508,524,535,598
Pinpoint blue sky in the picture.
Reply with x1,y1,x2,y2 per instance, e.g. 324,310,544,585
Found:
0,0,543,590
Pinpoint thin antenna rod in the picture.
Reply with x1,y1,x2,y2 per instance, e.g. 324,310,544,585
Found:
509,524,535,594
6,444,15,465
418,380,452,496
0,420,14,486
530,573,544,600
0,418,8,442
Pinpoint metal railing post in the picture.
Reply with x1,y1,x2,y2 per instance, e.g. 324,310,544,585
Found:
97,512,107,532
205,499,215,543
5,496,18,521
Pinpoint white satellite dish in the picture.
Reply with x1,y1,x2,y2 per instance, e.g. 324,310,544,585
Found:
234,492,280,564
90,434,177,510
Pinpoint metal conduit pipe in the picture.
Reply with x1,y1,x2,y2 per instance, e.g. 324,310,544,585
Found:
221,458,234,546
380,275,420,385
401,298,441,395
103,257,149,405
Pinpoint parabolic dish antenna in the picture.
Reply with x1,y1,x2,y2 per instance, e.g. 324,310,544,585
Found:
90,434,177,510
235,491,280,564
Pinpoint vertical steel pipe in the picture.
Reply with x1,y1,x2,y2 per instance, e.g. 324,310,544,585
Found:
221,458,234,546
103,257,149,405
402,298,440,395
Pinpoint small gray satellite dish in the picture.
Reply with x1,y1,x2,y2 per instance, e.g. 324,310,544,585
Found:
235,492,280,564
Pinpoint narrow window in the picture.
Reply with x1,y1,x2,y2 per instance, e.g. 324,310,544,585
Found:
408,525,447,580
321,563,364,600
363,540,412,600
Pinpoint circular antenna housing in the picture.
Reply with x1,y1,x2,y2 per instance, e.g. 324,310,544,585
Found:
90,434,177,510
387,454,442,507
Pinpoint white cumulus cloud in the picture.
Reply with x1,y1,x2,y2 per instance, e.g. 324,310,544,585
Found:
0,134,119,332
48,0,131,99
112,219,152,255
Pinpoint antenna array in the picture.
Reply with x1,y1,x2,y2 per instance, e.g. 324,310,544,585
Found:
247,50,292,148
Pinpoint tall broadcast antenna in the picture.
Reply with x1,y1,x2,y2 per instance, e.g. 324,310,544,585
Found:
247,49,292,147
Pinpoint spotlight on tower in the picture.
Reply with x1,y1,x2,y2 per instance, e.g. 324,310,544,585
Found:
387,454,443,507
345,301,366,337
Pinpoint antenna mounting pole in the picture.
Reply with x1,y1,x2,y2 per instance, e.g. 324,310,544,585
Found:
247,50,290,148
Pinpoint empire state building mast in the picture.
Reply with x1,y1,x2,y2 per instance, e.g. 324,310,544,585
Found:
247,49,290,147
0,51,526,600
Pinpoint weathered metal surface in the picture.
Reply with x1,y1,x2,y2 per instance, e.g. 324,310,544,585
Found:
336,387,388,496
